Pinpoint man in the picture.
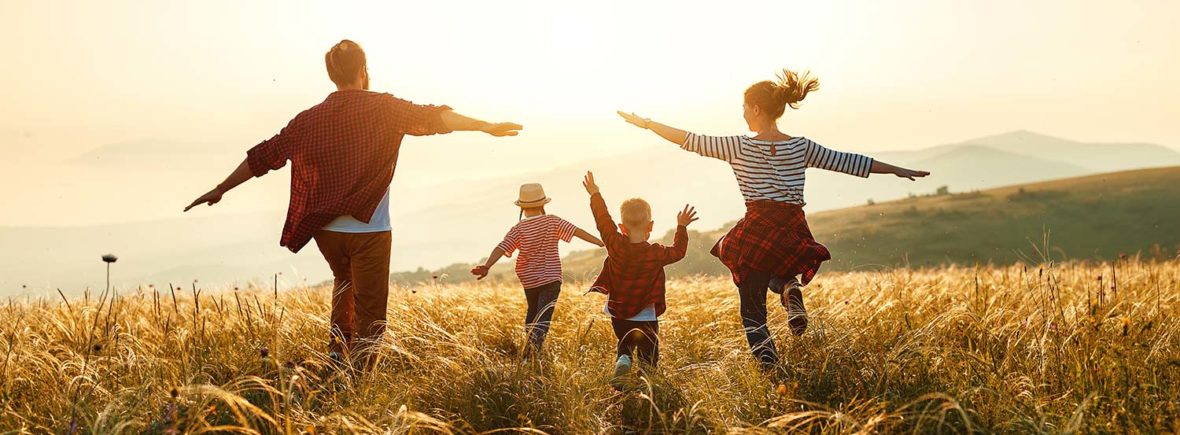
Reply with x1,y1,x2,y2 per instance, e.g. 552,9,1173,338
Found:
184,40,522,365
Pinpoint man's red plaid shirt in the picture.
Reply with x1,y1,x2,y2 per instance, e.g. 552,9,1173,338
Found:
246,89,452,252
587,192,688,319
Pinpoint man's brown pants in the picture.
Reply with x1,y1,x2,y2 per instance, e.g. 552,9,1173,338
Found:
313,230,392,359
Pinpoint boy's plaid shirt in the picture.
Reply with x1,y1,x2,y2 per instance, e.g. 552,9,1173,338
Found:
245,89,452,252
587,192,688,319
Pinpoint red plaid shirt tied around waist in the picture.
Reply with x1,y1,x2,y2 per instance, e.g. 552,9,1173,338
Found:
246,90,452,252
587,193,688,319
711,200,831,287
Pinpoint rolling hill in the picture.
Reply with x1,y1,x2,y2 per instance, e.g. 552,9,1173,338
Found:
5,131,1178,295
406,166,1180,286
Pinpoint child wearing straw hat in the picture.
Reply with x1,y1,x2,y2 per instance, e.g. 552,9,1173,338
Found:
471,183,604,358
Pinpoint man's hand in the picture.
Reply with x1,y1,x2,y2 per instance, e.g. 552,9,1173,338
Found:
470,265,490,280
616,111,651,129
481,122,523,137
184,187,224,212
677,204,699,227
582,171,600,195
894,167,931,181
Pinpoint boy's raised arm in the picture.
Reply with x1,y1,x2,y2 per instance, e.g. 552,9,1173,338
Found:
583,172,625,251
657,204,696,265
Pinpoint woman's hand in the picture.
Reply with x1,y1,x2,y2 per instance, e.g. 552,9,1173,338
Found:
616,111,651,129
893,167,931,181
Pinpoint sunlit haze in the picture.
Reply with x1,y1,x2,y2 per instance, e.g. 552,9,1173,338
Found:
4,0,1178,226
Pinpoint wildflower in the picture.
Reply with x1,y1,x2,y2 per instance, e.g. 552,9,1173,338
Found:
260,347,270,359
170,388,179,399
1122,317,1131,336
776,383,788,396
92,343,102,352
101,254,118,263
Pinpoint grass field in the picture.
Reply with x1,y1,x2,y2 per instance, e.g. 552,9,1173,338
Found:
2,258,1178,433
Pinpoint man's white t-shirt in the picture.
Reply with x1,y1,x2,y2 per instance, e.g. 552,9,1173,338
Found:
322,189,392,233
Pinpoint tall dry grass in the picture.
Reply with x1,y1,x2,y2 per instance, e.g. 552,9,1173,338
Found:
1,259,1177,433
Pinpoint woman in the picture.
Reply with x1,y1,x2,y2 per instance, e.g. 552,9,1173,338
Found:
617,68,929,369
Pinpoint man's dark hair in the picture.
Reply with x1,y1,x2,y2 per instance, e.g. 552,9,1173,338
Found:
325,40,367,87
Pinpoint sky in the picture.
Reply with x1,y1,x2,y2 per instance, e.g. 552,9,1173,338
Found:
1,0,1179,227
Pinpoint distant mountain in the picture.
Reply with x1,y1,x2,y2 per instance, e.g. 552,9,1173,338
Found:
402,166,1180,286
947,131,1180,172
6,131,1178,296
874,130,1180,172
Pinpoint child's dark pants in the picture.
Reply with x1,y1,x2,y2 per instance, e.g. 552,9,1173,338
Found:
611,318,660,366
737,270,779,368
523,281,561,354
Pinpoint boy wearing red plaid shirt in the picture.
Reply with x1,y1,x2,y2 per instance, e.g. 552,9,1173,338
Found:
581,172,697,390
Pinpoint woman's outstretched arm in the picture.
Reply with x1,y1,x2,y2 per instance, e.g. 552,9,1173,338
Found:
870,160,930,180
617,111,688,145
617,111,741,162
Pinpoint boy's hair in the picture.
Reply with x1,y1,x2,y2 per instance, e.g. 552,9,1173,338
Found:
620,198,652,228
325,40,367,87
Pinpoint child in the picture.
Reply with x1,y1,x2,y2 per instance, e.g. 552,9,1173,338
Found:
472,183,603,357
581,171,697,390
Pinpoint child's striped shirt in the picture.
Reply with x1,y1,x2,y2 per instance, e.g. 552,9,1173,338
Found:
681,134,874,205
496,214,577,290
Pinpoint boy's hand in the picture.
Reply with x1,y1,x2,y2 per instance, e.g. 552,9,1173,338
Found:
677,204,699,227
582,171,600,195
470,265,490,280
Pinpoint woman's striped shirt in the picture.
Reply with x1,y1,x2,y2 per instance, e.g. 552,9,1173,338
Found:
681,133,874,205
496,214,577,290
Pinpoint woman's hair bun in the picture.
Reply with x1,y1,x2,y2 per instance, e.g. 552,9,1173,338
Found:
773,68,820,110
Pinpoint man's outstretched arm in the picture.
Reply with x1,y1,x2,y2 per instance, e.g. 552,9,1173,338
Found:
184,158,253,211
439,110,522,136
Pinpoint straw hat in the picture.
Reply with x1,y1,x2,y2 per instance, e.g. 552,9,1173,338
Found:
514,183,552,208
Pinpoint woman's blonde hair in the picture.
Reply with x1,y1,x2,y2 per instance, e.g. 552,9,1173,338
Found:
744,68,820,119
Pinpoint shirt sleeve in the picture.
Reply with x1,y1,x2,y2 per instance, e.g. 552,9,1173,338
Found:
803,138,874,178
245,118,299,177
495,226,520,257
590,192,628,254
385,95,454,136
554,216,577,243
655,225,690,266
681,133,743,162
